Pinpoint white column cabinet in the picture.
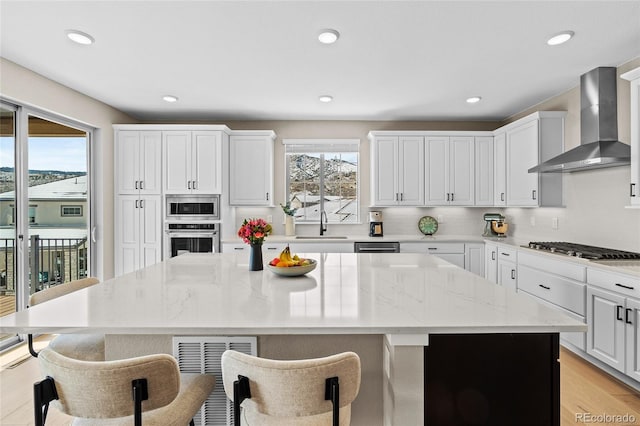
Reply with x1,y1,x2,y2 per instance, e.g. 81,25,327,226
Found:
370,136,424,206
116,130,162,195
621,67,640,206
229,132,276,206
474,136,494,206
115,195,162,277
163,130,222,194
425,136,474,206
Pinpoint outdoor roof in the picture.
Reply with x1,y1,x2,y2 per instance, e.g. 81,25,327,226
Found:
0,175,87,201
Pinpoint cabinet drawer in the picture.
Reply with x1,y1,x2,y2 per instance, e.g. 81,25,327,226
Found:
518,251,586,282
518,265,586,315
587,268,640,299
496,246,517,261
400,242,465,253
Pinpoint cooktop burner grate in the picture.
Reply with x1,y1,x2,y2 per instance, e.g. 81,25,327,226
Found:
527,242,640,260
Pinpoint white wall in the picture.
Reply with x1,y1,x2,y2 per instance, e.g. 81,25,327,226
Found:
0,58,136,280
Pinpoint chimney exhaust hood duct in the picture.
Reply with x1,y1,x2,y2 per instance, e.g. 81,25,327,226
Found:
528,67,631,173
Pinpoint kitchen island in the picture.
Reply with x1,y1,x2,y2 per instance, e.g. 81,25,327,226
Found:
1,252,586,425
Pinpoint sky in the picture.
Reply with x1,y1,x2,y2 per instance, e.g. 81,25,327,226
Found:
0,137,87,172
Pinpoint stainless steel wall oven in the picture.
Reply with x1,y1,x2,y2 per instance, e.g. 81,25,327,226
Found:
165,194,221,258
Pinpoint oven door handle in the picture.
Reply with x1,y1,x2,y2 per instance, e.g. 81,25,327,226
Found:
166,231,218,238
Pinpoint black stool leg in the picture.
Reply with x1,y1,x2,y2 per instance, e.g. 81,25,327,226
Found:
325,376,340,426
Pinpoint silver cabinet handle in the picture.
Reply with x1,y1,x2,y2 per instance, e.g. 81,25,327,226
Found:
501,252,510,257
511,269,516,280
538,284,551,290
427,247,438,251
532,190,537,200
91,227,97,243
135,181,139,190
188,181,192,189
140,181,144,190
135,200,139,208
501,192,505,202
491,251,496,260
631,183,637,197
266,192,269,201
234,247,244,251
193,181,197,190
400,193,403,201
451,193,454,201
140,199,144,208
395,193,398,201
616,283,635,291
446,193,450,201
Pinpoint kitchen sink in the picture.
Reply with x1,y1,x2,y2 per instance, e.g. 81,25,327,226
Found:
295,236,349,239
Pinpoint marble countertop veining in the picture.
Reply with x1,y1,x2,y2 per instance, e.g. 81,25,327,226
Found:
0,253,585,337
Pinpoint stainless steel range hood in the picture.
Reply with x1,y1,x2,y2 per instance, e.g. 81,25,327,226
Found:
529,67,631,173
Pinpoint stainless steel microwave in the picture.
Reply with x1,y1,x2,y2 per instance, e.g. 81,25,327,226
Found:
165,194,220,221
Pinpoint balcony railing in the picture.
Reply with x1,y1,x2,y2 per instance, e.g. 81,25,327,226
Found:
0,236,88,296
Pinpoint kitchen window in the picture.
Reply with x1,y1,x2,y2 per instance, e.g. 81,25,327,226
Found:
283,139,359,224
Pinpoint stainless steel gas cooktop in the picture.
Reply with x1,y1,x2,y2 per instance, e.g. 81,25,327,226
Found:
526,241,640,260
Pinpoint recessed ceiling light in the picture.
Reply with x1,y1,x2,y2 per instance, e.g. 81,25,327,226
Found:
319,95,333,103
318,29,340,44
466,96,482,104
65,30,95,45
163,95,179,103
547,31,574,46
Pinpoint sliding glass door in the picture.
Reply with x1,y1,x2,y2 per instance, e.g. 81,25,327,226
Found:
0,100,94,349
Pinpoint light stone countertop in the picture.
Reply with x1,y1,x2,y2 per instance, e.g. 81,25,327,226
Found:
0,253,586,337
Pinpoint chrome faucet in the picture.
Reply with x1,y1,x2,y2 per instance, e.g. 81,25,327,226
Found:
320,210,328,236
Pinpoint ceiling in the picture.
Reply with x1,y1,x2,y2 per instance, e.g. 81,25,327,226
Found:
1,1,639,122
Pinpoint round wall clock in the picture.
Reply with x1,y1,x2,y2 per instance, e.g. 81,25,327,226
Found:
418,216,438,235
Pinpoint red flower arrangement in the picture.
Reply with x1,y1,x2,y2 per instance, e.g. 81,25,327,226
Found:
238,218,273,245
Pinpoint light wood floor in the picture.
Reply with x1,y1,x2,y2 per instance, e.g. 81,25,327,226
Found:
1,341,639,426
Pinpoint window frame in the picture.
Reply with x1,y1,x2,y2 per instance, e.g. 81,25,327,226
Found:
283,139,360,225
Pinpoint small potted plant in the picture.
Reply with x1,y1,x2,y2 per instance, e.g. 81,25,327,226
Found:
237,218,273,271
280,202,297,236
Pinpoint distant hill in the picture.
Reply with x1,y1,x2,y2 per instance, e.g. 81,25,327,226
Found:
0,167,86,175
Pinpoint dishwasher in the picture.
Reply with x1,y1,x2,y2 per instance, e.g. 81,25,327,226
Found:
354,241,400,253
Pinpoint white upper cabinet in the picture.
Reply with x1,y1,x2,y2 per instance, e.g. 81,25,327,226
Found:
370,135,424,206
506,120,539,206
164,130,222,194
493,132,507,206
229,132,276,206
621,67,640,206
501,112,565,207
474,136,494,206
425,136,474,205
115,130,162,195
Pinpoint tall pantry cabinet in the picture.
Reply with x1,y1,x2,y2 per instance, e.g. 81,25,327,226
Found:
114,129,163,276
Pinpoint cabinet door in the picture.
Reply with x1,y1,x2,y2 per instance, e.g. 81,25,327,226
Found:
485,243,498,284
229,135,273,205
115,196,140,276
139,131,162,195
625,298,640,381
494,132,507,206
140,196,162,269
587,286,625,373
449,136,474,205
425,137,449,205
192,131,222,194
474,136,494,206
371,136,399,206
398,136,424,205
164,131,192,194
464,243,484,277
498,261,517,291
116,131,142,195
506,120,539,206
630,78,640,205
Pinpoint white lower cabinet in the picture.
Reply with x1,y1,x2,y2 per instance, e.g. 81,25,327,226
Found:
400,242,465,270
464,243,484,277
222,242,353,259
115,195,162,277
496,246,517,291
587,267,640,380
484,242,498,284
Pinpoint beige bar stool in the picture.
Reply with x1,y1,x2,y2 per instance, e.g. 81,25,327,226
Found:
221,350,361,426
28,277,104,360
33,347,215,426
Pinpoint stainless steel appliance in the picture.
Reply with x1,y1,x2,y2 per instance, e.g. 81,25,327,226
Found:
354,241,400,253
483,213,507,237
369,211,384,237
165,223,220,258
166,194,220,221
526,242,640,260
